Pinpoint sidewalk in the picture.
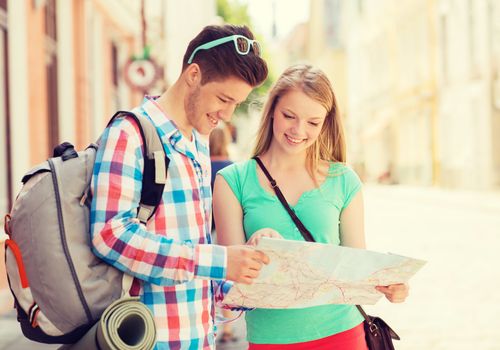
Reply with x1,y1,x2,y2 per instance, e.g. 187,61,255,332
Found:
0,310,58,350
216,317,248,350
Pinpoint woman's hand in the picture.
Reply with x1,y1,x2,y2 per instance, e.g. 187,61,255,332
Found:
246,228,283,246
375,283,409,303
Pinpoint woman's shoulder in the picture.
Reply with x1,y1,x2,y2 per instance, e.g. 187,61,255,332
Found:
327,162,362,184
326,162,362,207
328,161,356,174
219,159,253,172
216,159,256,198
211,159,233,173
218,159,253,175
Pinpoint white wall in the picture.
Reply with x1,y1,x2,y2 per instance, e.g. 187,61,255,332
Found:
57,0,76,143
343,0,497,189
87,6,106,140
0,12,8,223
438,0,494,189
7,0,30,197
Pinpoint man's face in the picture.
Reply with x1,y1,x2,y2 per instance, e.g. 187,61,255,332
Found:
185,76,253,135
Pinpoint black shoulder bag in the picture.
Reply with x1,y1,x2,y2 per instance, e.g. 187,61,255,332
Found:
253,156,400,350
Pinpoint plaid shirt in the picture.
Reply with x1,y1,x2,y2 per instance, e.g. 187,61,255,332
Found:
90,97,231,349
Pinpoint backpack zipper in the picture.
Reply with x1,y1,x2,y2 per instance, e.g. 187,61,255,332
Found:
48,158,93,323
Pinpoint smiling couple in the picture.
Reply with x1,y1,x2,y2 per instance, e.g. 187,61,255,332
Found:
91,24,409,350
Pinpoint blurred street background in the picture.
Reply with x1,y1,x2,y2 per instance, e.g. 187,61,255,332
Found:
1,0,500,349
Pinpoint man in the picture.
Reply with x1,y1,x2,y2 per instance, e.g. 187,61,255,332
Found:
90,24,269,349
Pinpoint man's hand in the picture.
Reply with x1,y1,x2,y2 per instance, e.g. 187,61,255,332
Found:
226,246,270,284
246,228,283,246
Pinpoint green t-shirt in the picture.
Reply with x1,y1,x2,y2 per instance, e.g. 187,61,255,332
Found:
218,159,365,344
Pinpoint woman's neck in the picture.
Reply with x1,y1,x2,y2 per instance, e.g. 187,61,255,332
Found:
260,144,307,173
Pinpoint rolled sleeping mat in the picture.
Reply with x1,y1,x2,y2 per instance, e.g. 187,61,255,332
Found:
60,297,156,350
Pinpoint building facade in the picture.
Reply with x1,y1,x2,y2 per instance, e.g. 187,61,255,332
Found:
342,0,500,189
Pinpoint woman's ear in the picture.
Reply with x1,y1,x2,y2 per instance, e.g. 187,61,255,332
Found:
184,63,202,87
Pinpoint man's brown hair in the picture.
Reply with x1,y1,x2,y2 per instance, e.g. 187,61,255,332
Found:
182,24,268,87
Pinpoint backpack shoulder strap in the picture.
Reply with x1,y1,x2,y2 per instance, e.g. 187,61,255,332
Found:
108,111,170,224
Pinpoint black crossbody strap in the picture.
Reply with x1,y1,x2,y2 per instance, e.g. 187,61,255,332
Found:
253,156,315,242
253,156,369,318
355,305,372,324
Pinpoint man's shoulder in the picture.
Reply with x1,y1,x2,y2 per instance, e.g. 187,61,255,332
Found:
106,110,147,138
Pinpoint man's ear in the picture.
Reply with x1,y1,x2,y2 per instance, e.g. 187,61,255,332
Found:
184,63,202,87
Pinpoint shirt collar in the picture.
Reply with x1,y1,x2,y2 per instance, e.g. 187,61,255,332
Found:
140,96,179,140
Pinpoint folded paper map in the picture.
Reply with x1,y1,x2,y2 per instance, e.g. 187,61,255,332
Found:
223,238,426,309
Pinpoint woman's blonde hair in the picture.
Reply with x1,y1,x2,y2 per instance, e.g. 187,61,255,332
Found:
252,64,346,183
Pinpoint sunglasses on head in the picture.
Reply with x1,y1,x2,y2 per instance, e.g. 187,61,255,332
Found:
187,34,261,64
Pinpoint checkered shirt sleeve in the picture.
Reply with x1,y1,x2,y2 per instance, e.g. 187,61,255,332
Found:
90,117,226,286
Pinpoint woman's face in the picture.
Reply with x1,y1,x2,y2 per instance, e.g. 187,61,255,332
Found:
271,89,327,156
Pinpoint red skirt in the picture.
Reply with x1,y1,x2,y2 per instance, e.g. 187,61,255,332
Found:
248,322,368,350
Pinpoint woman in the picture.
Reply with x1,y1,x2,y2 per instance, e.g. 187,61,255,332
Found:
213,64,408,349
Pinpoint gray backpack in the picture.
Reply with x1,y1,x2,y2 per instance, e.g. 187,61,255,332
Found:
3,111,168,344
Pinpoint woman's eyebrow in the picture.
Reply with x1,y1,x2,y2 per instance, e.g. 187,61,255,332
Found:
282,108,297,116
